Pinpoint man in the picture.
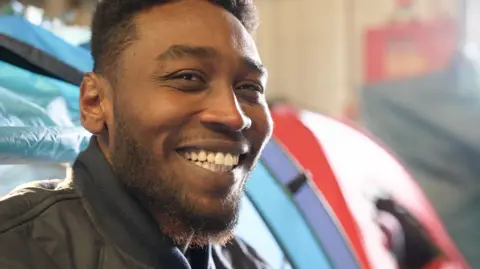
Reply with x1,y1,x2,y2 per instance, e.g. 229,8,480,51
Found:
0,0,273,268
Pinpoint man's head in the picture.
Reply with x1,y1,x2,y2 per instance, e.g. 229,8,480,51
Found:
80,0,272,247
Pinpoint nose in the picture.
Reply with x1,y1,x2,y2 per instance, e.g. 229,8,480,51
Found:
199,90,252,133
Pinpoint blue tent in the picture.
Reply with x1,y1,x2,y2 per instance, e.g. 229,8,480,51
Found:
0,16,360,269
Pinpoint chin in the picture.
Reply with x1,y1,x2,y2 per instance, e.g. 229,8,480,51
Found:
189,190,241,223
148,187,242,247
160,203,239,247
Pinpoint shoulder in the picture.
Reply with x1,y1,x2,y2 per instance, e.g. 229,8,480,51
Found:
0,178,80,234
0,178,84,267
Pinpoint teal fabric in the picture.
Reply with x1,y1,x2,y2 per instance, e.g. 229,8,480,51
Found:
0,60,80,124
0,16,93,72
236,192,292,268
0,60,86,163
247,164,332,269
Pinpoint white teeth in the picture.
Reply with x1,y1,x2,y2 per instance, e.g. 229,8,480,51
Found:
198,151,207,161
180,149,242,172
214,153,224,164
224,153,233,166
191,161,230,172
202,162,210,169
183,151,239,165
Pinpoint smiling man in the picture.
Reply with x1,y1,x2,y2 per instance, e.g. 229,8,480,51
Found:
0,0,273,268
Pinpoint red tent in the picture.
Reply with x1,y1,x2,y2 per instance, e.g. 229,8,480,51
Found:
270,103,468,269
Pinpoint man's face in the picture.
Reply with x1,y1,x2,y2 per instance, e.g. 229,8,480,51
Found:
82,0,272,245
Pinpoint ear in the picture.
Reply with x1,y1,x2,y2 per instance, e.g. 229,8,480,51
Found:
79,72,113,135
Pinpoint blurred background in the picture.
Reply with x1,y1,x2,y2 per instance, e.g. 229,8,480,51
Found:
1,0,479,268
0,0,471,113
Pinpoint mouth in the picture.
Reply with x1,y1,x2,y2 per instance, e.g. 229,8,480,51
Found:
177,149,244,173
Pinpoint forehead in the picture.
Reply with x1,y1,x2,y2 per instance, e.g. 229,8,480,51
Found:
131,1,260,61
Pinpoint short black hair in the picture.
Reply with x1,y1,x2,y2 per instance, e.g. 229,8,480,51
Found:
90,0,258,77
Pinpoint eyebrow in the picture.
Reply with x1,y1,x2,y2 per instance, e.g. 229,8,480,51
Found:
155,44,267,76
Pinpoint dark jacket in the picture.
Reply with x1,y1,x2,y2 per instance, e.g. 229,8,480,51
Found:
0,139,269,269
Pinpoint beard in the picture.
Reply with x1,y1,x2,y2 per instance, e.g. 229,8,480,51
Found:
109,108,245,247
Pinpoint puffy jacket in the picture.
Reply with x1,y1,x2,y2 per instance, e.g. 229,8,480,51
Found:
0,139,269,269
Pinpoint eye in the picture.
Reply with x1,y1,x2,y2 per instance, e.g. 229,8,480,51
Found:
170,72,205,82
159,70,208,92
236,82,264,93
235,82,265,104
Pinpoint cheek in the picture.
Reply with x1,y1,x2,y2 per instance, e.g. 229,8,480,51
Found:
118,92,184,130
247,107,273,145
118,94,194,155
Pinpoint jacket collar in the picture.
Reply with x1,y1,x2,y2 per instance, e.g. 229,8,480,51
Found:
72,137,212,269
